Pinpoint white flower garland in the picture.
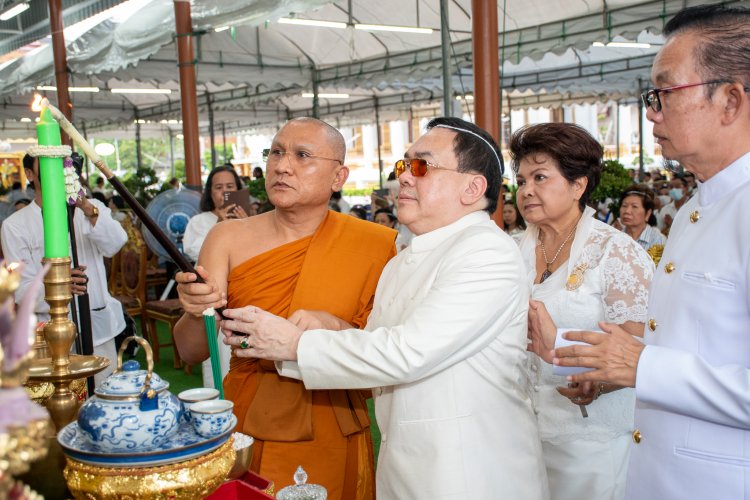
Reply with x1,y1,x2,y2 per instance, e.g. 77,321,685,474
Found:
26,145,72,158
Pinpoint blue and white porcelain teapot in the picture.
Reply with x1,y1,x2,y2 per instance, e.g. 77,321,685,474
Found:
77,336,182,452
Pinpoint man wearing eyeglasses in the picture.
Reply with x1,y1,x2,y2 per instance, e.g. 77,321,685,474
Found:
221,117,548,499
536,5,750,499
173,117,396,500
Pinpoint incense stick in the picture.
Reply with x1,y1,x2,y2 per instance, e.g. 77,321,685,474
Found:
203,307,224,399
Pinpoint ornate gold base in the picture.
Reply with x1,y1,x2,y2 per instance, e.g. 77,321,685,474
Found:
64,440,235,499
26,355,109,431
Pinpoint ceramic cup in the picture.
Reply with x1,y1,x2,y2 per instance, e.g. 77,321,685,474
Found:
178,388,220,422
190,400,234,438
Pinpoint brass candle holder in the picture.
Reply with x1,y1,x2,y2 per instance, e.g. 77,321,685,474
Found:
25,257,109,432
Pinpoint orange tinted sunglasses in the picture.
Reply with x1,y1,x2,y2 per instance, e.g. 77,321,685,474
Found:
394,158,454,178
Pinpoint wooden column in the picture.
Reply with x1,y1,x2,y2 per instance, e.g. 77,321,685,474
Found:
472,0,502,226
174,0,201,188
48,0,72,147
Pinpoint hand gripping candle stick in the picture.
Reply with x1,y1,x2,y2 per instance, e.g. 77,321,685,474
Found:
39,99,221,310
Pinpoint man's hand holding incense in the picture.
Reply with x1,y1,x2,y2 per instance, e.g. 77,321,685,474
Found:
176,265,227,317
222,306,302,361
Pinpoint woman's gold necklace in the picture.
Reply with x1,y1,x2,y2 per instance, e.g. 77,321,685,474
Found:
539,221,579,283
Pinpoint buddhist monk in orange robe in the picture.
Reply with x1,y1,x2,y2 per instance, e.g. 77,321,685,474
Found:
174,118,396,499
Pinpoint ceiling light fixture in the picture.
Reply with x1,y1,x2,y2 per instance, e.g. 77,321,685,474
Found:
301,92,350,99
593,41,651,49
36,85,100,92
278,17,346,29
354,23,433,34
214,26,230,32
111,88,172,94
0,2,30,22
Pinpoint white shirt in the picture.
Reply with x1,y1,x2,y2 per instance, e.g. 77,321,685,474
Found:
279,211,548,500
628,151,750,500
1,199,127,346
182,211,218,262
628,224,666,251
519,207,654,444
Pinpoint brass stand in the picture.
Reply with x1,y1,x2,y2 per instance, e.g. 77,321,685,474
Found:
25,257,109,431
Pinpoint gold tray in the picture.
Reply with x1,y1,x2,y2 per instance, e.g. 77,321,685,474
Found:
27,355,110,382
63,439,235,499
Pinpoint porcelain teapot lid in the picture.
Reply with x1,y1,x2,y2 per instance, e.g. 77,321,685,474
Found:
95,336,169,399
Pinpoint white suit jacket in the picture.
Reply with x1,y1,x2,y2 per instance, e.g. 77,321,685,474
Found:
628,152,750,500
1,199,127,346
279,211,548,500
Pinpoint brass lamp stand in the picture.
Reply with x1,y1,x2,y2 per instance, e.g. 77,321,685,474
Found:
25,257,109,431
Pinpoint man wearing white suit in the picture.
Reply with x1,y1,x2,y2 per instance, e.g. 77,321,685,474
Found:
541,5,750,500
222,117,548,500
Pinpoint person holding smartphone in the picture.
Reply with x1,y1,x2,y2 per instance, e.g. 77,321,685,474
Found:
183,165,246,263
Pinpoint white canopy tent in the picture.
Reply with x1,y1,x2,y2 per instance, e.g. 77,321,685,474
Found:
0,0,743,139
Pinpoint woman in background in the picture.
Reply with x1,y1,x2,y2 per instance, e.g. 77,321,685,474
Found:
619,184,666,252
502,200,526,242
183,165,246,263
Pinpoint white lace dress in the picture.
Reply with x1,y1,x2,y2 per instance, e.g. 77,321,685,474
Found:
518,206,654,500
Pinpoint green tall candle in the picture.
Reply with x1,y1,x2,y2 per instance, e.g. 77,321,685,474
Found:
36,107,69,259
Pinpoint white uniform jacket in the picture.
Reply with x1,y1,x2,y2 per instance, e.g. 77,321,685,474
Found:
1,199,128,346
628,152,750,500
278,211,548,500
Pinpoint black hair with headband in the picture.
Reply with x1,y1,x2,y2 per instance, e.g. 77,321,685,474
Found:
426,117,503,215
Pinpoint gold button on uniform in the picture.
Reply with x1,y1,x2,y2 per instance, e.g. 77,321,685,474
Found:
665,262,675,274
648,319,657,332
633,429,642,444
689,211,700,223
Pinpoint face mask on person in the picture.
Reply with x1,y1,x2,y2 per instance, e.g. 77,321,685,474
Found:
658,195,672,206
669,188,684,201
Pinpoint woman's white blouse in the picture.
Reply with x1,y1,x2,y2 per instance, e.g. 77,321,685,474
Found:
518,206,654,444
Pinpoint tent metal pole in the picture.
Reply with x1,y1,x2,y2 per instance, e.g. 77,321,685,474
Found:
174,0,202,188
471,0,502,226
375,96,383,189
472,0,500,142
135,109,142,168
169,129,175,178
616,102,620,161
222,121,227,161
638,79,644,179
207,92,216,169
47,0,73,147
312,68,320,119
439,0,451,116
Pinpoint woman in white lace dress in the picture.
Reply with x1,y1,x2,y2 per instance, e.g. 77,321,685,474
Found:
511,123,654,500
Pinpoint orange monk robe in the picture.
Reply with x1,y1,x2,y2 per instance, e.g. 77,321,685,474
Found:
224,211,396,500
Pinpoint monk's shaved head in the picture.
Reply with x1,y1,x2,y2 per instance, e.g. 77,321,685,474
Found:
284,117,346,162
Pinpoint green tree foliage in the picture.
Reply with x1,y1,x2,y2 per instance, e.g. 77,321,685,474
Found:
591,159,632,204
246,178,267,202
591,159,633,218
121,166,161,206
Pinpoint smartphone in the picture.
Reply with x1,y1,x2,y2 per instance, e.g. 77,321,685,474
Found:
222,188,253,216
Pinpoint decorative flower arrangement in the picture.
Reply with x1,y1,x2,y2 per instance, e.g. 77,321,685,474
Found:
647,244,664,266
63,157,85,206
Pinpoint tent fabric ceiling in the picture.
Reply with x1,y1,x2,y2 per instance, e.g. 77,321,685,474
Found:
0,0,743,138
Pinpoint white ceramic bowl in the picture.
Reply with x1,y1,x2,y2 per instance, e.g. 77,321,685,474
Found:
190,400,234,438
178,388,219,422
